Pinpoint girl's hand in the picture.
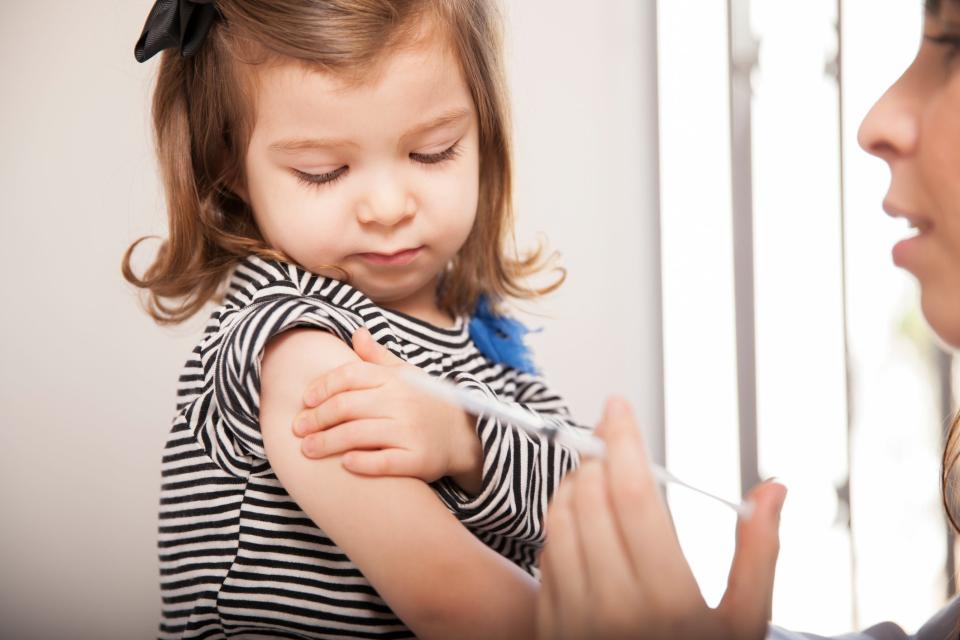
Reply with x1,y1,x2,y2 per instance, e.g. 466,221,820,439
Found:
292,328,484,493
537,397,786,640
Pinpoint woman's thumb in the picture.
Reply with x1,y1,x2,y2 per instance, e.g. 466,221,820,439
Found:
718,481,786,638
352,327,403,365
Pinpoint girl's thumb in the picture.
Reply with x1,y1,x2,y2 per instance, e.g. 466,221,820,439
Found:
352,327,403,365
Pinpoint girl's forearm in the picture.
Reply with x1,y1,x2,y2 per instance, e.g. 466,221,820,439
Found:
409,547,538,640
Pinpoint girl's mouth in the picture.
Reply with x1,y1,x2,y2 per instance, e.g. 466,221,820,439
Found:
357,246,423,266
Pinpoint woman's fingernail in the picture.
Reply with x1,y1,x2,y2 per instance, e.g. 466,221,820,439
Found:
768,485,788,516
607,396,629,418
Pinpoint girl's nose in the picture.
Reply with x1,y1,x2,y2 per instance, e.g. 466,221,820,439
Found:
857,75,919,163
356,171,417,227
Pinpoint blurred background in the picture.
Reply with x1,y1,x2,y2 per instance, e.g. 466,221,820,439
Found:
0,0,952,638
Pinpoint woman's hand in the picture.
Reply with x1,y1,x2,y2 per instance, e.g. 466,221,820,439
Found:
537,397,786,640
292,328,484,493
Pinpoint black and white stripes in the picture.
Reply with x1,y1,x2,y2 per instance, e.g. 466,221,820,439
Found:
158,255,586,639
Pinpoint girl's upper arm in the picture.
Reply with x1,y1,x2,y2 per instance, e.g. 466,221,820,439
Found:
258,328,537,640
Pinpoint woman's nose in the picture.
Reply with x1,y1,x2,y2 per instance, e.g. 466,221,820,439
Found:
355,170,417,227
857,76,919,163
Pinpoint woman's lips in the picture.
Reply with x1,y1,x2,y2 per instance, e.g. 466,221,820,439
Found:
884,202,934,270
892,225,932,270
356,246,423,266
884,201,934,233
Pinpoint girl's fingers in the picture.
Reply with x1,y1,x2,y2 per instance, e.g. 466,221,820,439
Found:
340,448,424,477
352,327,406,366
294,388,386,436
302,361,385,408
718,481,786,638
300,419,395,458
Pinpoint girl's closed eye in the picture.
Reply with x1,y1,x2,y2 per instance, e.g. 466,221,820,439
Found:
293,141,463,191
410,140,462,166
294,165,348,189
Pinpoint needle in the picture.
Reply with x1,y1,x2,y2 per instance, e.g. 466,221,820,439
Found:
403,370,755,519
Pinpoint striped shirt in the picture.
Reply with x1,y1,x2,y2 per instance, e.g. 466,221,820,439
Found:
158,255,586,639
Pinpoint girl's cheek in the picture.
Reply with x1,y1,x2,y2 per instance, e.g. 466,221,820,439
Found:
446,157,480,200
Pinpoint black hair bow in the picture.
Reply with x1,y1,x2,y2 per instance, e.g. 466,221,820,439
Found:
134,0,220,63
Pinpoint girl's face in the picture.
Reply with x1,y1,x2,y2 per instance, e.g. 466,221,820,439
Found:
242,34,480,322
859,1,960,346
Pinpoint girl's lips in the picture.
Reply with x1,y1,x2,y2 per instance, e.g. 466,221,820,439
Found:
356,246,423,266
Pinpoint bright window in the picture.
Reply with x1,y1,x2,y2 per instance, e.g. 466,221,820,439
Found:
658,0,950,634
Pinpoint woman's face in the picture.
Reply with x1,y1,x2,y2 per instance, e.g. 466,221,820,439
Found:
859,1,960,347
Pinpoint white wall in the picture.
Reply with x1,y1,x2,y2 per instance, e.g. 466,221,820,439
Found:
0,2,660,638
505,0,662,442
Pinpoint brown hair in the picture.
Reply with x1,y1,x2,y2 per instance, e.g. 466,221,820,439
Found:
943,413,960,532
944,414,960,636
123,0,564,324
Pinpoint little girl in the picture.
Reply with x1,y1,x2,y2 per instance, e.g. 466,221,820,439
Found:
128,1,587,638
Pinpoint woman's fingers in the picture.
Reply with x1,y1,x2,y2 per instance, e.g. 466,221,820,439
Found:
535,546,560,640
571,460,636,597
541,476,589,633
538,396,780,640
718,481,787,639
596,395,709,630
600,398,686,575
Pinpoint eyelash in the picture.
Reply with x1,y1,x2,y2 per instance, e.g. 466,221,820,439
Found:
410,142,461,165
294,141,463,190
924,33,960,62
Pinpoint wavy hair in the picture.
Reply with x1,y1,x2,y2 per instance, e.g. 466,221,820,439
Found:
123,0,564,324
943,413,960,532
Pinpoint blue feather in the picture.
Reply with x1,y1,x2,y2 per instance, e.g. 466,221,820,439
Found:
468,294,539,374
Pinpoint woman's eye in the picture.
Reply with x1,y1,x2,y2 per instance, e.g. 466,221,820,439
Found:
924,33,960,63
294,166,348,189
410,141,461,165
